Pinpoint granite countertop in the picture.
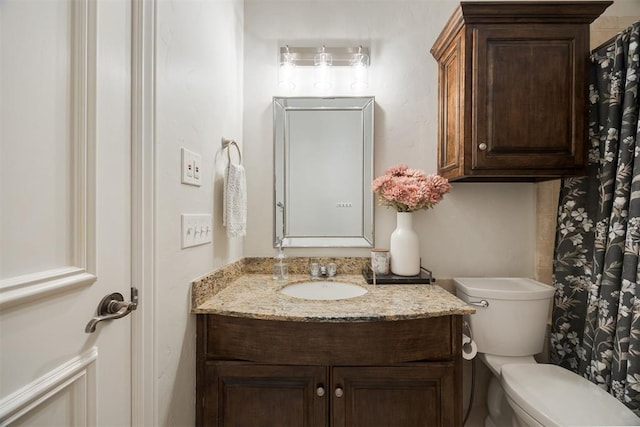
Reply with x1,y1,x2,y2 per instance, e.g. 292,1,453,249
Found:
191,258,474,322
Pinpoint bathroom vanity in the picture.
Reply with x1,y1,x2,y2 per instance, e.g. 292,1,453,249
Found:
192,259,474,427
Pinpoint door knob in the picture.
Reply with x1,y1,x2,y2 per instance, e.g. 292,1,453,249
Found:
85,288,138,333
316,386,325,397
334,387,344,398
478,142,488,151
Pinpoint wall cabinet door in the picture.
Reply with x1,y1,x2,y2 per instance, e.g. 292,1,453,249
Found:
202,362,327,427
471,24,587,173
331,364,459,427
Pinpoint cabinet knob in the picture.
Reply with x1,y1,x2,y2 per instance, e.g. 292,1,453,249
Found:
335,387,344,398
478,142,487,151
316,386,325,397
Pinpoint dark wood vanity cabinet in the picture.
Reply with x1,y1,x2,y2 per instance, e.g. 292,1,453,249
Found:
430,1,611,181
196,314,463,427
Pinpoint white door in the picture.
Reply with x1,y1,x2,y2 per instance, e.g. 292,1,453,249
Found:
0,0,133,425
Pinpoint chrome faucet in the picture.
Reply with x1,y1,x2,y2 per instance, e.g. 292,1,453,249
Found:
310,262,337,278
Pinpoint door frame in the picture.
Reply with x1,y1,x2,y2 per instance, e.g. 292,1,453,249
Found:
131,0,156,425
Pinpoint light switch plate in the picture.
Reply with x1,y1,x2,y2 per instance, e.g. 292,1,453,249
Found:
181,214,212,248
181,147,202,186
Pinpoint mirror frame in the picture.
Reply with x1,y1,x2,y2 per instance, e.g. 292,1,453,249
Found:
273,96,375,248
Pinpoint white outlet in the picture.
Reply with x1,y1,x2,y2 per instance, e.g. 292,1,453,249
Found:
181,214,212,248
181,147,202,186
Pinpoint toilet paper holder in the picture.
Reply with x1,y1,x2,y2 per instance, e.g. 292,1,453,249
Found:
462,320,478,360
462,333,478,360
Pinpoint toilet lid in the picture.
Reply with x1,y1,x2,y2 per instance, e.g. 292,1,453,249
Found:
501,364,640,426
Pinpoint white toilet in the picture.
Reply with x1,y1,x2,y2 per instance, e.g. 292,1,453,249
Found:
454,277,640,427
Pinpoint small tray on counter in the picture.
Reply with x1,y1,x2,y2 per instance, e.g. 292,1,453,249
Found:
362,265,435,285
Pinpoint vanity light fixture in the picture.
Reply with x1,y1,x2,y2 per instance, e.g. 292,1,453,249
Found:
278,45,295,89
277,45,370,91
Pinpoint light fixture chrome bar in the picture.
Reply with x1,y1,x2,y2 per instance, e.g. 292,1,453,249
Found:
280,46,370,67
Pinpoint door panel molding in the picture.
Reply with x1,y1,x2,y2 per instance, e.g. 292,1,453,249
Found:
0,267,96,307
0,347,98,425
0,0,97,309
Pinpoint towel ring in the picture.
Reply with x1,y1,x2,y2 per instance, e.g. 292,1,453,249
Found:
221,137,242,164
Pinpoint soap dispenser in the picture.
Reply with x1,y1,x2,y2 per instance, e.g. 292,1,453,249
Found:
273,239,289,281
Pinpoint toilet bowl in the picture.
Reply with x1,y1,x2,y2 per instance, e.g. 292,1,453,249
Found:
454,277,640,427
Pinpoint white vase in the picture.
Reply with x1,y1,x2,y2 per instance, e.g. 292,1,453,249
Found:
389,212,421,276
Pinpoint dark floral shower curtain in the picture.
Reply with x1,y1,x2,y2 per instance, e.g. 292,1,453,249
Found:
551,21,640,415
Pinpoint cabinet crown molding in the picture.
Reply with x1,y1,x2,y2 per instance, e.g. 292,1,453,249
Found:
458,1,613,23
432,1,612,59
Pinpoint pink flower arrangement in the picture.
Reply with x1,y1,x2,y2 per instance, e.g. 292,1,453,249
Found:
371,164,452,212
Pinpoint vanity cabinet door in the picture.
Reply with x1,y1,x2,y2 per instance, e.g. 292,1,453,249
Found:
331,363,459,427
201,361,327,427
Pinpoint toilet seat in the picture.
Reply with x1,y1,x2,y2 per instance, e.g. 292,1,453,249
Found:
501,363,640,426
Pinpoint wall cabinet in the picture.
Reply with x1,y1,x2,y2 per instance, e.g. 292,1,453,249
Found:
196,314,463,427
430,1,611,181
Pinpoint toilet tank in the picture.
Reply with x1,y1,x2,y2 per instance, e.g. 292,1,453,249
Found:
454,278,555,357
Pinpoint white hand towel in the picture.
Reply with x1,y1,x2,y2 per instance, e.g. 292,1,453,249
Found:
224,163,247,237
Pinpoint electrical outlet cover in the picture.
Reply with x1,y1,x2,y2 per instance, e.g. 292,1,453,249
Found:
181,147,202,186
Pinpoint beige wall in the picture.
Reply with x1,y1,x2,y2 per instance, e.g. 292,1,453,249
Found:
592,15,640,47
243,0,537,281
535,180,561,285
154,1,244,425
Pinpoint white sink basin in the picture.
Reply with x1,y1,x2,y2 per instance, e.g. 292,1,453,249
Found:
281,281,368,301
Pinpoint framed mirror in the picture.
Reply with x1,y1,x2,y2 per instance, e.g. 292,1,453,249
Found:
273,96,374,247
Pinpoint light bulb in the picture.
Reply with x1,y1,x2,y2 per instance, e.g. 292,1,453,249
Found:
314,48,332,90
351,49,369,90
278,48,295,90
